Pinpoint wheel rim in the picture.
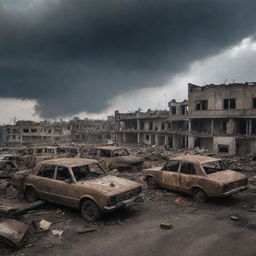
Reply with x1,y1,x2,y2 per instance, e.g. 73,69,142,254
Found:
85,207,94,217
194,190,205,202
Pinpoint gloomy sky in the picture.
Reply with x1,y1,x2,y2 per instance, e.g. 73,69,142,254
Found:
0,0,256,121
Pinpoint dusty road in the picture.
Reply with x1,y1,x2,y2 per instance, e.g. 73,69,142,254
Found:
4,188,256,256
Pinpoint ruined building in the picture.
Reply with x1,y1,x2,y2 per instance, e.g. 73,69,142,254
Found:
2,120,71,146
188,82,256,155
115,99,188,150
115,82,256,155
69,116,116,144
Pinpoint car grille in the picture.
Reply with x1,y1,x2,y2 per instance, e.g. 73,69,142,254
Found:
110,187,142,205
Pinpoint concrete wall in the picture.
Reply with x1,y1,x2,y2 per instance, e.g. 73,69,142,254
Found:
213,136,236,155
189,84,256,117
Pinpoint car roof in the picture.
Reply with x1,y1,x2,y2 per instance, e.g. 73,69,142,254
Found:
170,154,221,165
92,146,127,151
40,158,98,167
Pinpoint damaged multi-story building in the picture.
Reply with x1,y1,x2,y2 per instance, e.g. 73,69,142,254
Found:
115,82,256,155
115,99,189,150
188,82,256,155
2,120,71,146
69,116,116,144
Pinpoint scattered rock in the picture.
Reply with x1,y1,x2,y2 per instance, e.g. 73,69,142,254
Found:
39,219,52,230
174,197,191,207
230,215,239,221
52,229,63,238
160,222,173,230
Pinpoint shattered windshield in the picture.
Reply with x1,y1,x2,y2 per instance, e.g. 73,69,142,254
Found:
113,148,129,157
202,161,229,175
72,163,106,182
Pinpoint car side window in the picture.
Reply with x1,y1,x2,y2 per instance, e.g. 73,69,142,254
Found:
100,150,111,158
56,166,72,183
180,162,196,175
37,165,56,178
89,149,98,156
164,160,180,172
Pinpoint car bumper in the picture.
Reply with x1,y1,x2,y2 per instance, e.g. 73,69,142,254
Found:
103,194,143,211
214,185,249,197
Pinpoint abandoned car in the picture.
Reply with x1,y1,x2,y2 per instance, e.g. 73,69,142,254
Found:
13,158,142,221
80,146,144,171
22,146,58,167
0,154,19,171
142,154,248,202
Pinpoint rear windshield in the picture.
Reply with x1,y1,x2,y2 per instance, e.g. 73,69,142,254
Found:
202,161,229,174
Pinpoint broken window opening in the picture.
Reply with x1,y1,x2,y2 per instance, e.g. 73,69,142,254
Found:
218,144,229,153
171,106,176,115
149,121,153,131
195,100,208,111
253,98,256,108
224,98,236,109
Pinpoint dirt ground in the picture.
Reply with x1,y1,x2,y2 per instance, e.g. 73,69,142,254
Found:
1,147,256,256
2,180,256,256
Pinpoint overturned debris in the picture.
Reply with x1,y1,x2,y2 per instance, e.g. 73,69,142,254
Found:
0,218,28,248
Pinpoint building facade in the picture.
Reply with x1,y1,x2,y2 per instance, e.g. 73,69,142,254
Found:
188,82,256,155
115,99,189,150
2,120,71,146
115,82,256,155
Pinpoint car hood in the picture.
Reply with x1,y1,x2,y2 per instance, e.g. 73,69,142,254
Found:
115,155,144,164
77,175,140,196
207,170,247,184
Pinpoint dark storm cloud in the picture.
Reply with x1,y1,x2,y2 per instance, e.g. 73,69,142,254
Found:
0,0,256,118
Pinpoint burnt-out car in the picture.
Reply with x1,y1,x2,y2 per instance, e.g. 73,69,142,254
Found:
13,158,142,221
0,154,19,171
80,146,144,171
22,146,58,167
142,154,248,202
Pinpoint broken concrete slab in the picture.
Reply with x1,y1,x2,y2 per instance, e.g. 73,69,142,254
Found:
0,200,44,216
0,218,28,248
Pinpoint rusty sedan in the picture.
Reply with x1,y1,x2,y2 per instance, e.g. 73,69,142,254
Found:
13,158,142,221
142,154,248,202
81,146,144,171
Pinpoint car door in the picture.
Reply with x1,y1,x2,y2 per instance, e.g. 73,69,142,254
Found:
179,162,198,193
161,160,181,191
51,166,77,207
33,164,57,200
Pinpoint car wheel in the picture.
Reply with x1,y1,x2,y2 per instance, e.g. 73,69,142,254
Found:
25,187,38,203
192,188,207,203
81,200,101,222
147,177,158,189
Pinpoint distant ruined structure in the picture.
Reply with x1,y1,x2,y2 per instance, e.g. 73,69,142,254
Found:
115,82,256,155
1,82,256,155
